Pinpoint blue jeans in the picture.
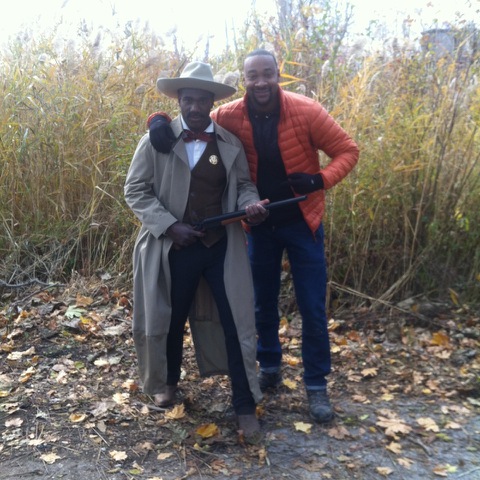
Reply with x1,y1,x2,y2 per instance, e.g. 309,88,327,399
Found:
247,221,331,388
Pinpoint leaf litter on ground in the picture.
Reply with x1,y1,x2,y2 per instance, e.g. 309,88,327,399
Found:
0,277,479,479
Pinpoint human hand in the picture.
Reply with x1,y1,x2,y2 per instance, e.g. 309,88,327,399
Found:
244,199,270,225
148,114,176,153
166,222,204,248
287,172,324,194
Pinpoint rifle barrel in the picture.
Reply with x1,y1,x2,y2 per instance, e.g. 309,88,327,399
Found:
197,195,307,229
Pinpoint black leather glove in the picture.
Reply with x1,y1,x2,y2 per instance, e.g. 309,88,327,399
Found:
287,172,324,194
148,114,176,153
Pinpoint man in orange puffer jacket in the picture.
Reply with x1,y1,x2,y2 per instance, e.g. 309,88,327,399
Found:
147,49,359,423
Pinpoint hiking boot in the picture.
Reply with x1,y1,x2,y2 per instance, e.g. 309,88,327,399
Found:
153,385,177,407
258,370,282,392
237,414,263,444
307,388,334,423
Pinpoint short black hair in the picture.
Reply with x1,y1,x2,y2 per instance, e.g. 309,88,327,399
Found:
245,49,278,67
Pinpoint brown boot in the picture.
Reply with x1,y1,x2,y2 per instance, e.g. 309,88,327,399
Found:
154,385,177,407
237,414,262,444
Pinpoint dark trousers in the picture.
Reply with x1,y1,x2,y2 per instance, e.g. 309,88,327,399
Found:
167,237,255,415
247,221,331,387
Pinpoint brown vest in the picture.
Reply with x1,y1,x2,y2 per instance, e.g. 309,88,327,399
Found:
183,141,226,247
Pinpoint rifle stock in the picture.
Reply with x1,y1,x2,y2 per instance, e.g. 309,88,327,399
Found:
195,195,307,230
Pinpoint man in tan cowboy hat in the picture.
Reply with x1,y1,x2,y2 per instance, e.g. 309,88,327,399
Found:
124,61,269,440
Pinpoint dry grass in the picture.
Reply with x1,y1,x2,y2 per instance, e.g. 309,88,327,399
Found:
0,5,479,303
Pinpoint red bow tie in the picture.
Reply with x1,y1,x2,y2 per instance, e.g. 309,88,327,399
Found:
183,130,215,143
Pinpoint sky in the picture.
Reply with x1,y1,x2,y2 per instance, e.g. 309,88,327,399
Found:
1,0,479,55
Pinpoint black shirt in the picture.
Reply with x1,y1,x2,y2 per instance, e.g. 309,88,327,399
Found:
248,104,303,227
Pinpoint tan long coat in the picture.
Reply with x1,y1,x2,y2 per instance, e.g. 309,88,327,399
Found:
124,117,262,403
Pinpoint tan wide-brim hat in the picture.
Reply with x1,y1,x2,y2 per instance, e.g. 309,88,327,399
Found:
156,61,237,101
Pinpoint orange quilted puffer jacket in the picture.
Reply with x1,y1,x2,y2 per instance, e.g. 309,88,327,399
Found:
212,88,359,233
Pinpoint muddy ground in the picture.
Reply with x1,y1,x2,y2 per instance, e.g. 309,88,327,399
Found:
0,279,479,480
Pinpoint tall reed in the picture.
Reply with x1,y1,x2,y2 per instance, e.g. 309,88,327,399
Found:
0,8,478,303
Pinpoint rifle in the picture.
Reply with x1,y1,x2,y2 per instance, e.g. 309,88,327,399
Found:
194,195,307,230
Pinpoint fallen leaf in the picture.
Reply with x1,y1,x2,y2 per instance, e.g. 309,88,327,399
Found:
417,417,439,432
448,405,471,415
347,331,361,342
284,354,301,366
112,392,129,404
361,367,378,378
376,466,393,476
129,462,144,475
430,331,451,347
27,439,45,446
352,394,370,403
55,370,69,384
14,310,31,323
102,325,128,336
376,416,412,437
380,393,395,401
294,421,312,433
129,468,143,475
134,441,154,453
19,367,36,384
282,378,297,389
97,420,107,433
467,398,480,407
397,457,413,469
280,316,289,328
79,316,98,333
328,425,350,439
258,446,267,464
448,288,459,306
76,294,94,307
196,423,220,438
90,401,116,417
328,320,342,331
69,413,87,423
5,417,23,428
433,466,448,477
122,379,140,392
94,358,110,367
445,421,461,430
164,404,185,420
40,452,61,464
157,452,174,460
7,347,36,360
347,372,362,382
426,379,439,391
65,305,87,319
109,450,128,461
386,441,402,454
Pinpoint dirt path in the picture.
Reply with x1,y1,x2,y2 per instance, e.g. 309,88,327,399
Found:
1,282,479,479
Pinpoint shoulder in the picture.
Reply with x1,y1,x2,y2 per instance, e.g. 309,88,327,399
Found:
280,90,326,124
214,121,243,147
281,89,321,109
213,97,244,117
134,132,153,152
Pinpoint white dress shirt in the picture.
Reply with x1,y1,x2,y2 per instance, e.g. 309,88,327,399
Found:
181,116,215,170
